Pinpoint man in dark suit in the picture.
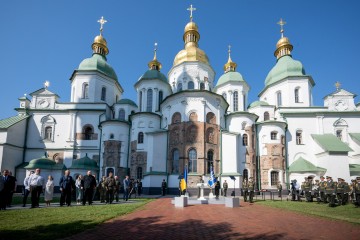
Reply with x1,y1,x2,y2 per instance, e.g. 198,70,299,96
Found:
59,170,74,206
0,172,5,210
81,170,96,205
1,170,14,209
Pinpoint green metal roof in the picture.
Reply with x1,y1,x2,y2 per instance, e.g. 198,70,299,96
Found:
248,100,270,109
311,134,353,153
117,98,137,107
24,157,67,170
78,53,118,81
138,69,168,83
349,164,360,176
216,71,245,87
69,155,99,170
349,133,360,144
265,55,305,87
289,157,326,173
0,115,29,129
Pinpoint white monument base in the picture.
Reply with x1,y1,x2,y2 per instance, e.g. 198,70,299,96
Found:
225,197,240,208
208,192,215,199
174,196,188,208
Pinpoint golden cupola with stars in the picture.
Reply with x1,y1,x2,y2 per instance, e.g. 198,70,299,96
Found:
173,4,210,67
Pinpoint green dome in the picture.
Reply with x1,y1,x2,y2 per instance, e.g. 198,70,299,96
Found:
216,71,245,87
78,54,118,81
24,157,66,170
69,155,99,170
138,69,168,83
117,98,137,107
265,55,305,86
248,100,269,109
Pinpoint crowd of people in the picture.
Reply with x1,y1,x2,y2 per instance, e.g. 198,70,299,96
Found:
0,169,143,210
289,176,360,207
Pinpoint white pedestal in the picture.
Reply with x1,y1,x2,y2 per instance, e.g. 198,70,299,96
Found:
208,192,215,199
197,183,206,200
174,196,188,208
225,197,240,208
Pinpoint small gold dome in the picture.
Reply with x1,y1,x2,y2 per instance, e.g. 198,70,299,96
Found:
94,35,107,46
173,45,209,66
274,37,293,59
184,21,199,32
276,37,291,49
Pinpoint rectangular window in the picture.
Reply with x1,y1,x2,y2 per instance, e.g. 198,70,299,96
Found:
271,171,279,186
271,132,277,140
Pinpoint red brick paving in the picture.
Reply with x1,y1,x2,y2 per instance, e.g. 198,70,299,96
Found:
65,198,360,240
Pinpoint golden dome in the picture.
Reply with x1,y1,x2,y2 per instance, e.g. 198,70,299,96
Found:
184,21,198,32
94,35,107,46
274,37,293,59
92,34,109,56
223,50,237,72
173,45,209,66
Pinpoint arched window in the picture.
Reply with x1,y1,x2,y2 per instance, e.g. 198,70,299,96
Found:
336,130,342,140
45,126,52,140
188,148,197,173
110,133,114,139
222,92,227,101
264,112,270,121
207,150,214,174
243,169,248,180
158,91,163,111
115,95,118,102
200,82,205,90
177,83,183,92
139,91,143,111
82,83,89,99
101,87,106,101
295,88,300,103
137,167,143,179
296,130,303,144
138,132,144,144
189,112,198,122
271,131,277,140
206,112,216,124
172,112,181,124
83,125,94,140
146,89,153,112
233,91,238,111
187,125,197,142
119,109,125,120
276,91,282,107
243,134,248,146
172,149,179,174
241,122,247,130
271,171,279,186
188,81,194,89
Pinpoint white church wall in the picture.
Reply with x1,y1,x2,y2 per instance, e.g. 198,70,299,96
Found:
221,132,238,174
146,132,167,173
6,120,27,146
317,154,351,182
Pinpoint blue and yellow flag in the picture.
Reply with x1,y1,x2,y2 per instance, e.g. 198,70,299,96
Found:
180,165,187,192
208,165,217,188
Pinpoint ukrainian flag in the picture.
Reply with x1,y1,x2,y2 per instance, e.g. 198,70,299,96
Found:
180,165,187,192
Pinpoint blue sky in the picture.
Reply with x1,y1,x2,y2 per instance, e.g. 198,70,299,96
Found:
1,0,359,119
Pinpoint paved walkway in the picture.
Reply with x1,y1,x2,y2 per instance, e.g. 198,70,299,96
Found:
65,198,360,240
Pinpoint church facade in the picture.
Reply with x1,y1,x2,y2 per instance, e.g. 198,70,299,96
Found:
1,14,360,194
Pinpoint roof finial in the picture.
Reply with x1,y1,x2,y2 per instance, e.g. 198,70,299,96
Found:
97,16,107,36
228,44,232,61
335,81,341,90
153,42,158,60
187,4,196,22
44,81,50,89
277,18,286,38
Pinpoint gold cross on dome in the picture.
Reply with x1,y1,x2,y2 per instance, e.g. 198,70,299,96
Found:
97,16,107,35
187,4,196,21
228,45,231,55
277,18,286,37
335,81,341,90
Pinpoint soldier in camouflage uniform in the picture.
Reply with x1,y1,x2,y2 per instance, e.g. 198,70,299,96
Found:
318,176,327,203
242,178,248,202
349,179,356,203
354,177,360,208
343,179,350,205
336,178,345,206
303,177,313,202
99,176,107,203
277,181,282,198
105,172,116,204
325,176,337,207
248,177,255,203
313,179,320,200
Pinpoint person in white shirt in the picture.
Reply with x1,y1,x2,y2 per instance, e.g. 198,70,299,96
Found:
22,171,34,207
28,168,45,208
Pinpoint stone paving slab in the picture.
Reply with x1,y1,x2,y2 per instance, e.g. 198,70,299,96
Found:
64,198,360,240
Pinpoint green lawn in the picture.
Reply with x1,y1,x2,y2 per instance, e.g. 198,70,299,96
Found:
256,200,360,225
0,199,152,240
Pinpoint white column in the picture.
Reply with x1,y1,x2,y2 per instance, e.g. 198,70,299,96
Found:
154,88,158,112
228,90,233,112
